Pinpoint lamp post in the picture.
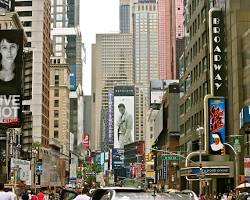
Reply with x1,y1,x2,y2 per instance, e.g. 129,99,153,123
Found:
224,142,239,187
196,126,204,196
32,146,38,193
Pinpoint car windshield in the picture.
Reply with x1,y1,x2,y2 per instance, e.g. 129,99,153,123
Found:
112,191,196,200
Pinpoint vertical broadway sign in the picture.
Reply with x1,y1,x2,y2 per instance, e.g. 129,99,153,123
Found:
209,8,227,96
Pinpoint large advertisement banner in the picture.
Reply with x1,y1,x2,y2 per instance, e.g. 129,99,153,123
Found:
70,64,76,91
209,8,227,96
208,98,226,154
108,90,114,145
0,30,23,127
114,86,134,149
11,158,31,185
112,148,124,169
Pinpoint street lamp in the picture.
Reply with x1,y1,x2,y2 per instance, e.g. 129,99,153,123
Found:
32,146,38,193
196,126,204,196
224,142,239,187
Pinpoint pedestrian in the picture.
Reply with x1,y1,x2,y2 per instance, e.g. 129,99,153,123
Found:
73,188,90,200
31,191,37,200
6,187,17,200
0,182,11,200
37,190,44,200
21,190,29,200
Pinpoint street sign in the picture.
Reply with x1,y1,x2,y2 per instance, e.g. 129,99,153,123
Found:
161,155,181,161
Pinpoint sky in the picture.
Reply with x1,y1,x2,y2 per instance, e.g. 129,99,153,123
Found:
80,0,119,95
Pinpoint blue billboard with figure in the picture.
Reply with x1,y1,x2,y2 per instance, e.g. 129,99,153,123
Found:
208,98,226,155
70,64,76,91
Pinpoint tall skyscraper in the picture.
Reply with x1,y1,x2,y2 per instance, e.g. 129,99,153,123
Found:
50,0,83,176
15,0,51,147
119,0,132,33
158,0,184,80
51,0,82,87
92,33,133,150
49,57,70,186
133,1,158,84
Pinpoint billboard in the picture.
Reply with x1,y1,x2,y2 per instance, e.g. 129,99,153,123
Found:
114,86,134,149
112,148,124,169
208,97,226,154
0,30,23,127
209,8,227,96
70,64,76,91
240,105,250,131
108,90,114,145
11,158,31,185
150,80,179,107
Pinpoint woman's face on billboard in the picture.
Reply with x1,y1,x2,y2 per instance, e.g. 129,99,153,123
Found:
0,39,18,66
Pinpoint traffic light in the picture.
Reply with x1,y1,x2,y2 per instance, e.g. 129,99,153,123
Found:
221,146,225,155
145,154,149,162
199,163,202,169
148,153,152,161
151,143,158,150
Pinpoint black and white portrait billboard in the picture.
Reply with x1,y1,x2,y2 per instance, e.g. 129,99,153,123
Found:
114,86,135,149
0,30,23,127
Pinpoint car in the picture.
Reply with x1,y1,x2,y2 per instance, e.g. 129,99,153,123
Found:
180,189,199,200
236,192,250,200
90,187,197,200
60,188,78,200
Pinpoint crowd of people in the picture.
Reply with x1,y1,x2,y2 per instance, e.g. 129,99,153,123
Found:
0,182,62,200
0,182,91,200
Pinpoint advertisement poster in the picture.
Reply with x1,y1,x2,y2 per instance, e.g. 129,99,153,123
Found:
70,64,77,91
114,86,134,149
208,98,226,154
0,30,23,127
11,158,31,185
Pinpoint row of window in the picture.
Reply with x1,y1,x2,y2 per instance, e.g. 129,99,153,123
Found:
188,7,206,40
180,110,204,135
180,81,208,115
188,0,201,18
136,4,156,12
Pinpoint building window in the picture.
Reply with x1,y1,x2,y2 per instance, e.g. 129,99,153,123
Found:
54,100,59,107
15,1,32,6
56,6,63,12
55,75,59,86
26,31,32,37
54,120,59,128
23,21,32,27
18,11,32,17
25,42,31,47
54,89,59,97
54,130,59,138
54,110,59,118
55,36,62,43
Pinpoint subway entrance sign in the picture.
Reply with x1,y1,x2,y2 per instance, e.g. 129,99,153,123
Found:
161,155,181,161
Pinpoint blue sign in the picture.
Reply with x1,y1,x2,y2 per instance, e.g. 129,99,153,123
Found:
112,148,124,169
36,162,42,174
240,106,250,128
70,64,77,91
208,98,226,154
